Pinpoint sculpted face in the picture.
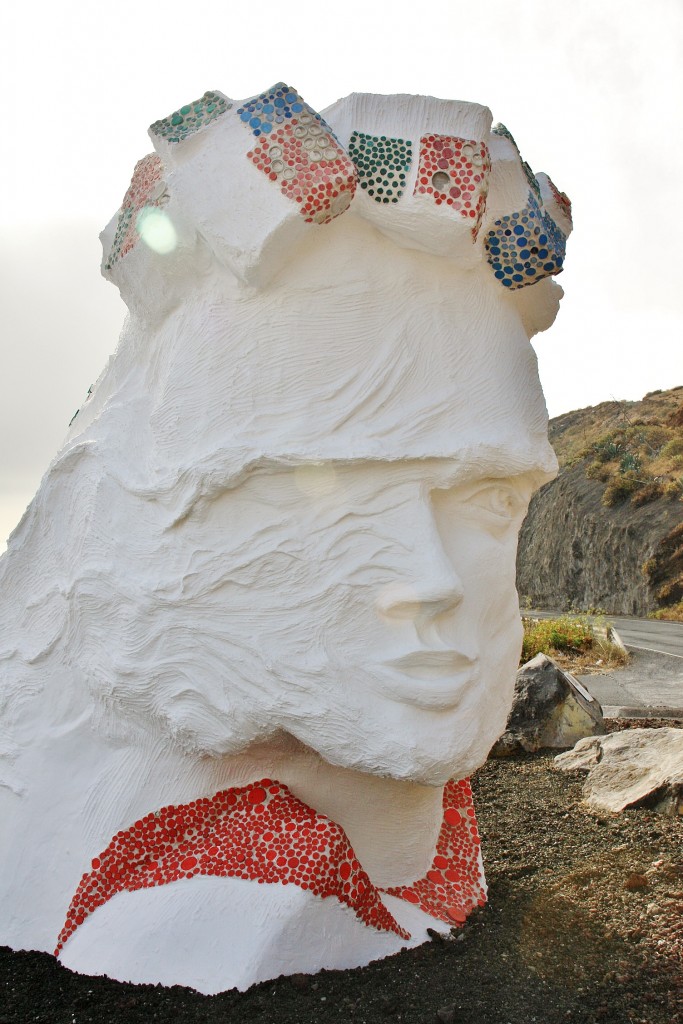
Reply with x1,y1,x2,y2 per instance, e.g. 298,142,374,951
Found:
73,233,557,787
184,457,541,784
60,187,560,789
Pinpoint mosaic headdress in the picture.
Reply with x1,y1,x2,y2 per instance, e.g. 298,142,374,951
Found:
103,84,571,328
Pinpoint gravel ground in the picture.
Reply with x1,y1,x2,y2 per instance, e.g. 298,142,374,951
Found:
1,722,681,1024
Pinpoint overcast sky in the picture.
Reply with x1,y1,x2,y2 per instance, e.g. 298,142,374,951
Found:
1,0,682,548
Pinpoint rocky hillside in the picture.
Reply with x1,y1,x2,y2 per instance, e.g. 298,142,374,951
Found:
517,386,683,616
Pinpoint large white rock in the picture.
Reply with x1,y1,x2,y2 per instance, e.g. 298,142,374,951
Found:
554,728,683,814
0,85,571,992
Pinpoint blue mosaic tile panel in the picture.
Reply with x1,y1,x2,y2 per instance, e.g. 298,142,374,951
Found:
237,82,337,141
484,192,567,290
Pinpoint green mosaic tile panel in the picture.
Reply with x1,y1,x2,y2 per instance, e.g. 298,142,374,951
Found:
348,131,412,204
491,122,541,202
150,91,232,144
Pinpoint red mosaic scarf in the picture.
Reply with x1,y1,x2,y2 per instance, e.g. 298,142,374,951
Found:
56,777,485,955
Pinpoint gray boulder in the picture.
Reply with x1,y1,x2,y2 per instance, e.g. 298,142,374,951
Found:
554,727,683,815
490,652,605,756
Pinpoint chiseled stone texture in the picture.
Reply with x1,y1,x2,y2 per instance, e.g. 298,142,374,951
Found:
554,727,683,815
516,459,682,617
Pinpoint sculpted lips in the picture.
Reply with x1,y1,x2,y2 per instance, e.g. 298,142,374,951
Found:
379,651,478,710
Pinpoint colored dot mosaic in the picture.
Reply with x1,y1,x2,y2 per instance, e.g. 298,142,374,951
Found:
484,190,567,290
56,775,485,953
238,83,357,225
150,92,232,144
104,154,168,271
546,175,573,227
55,778,408,955
491,123,541,202
384,778,486,925
348,131,412,204
413,135,491,239
237,82,326,138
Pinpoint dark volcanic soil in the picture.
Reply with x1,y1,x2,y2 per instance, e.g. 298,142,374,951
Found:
2,729,682,1024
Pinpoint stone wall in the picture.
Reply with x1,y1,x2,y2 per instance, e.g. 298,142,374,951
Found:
516,463,682,615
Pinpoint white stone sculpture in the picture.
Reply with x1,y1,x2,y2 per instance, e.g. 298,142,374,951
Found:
0,86,571,994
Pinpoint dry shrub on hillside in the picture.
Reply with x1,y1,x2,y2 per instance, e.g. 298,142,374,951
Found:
549,391,683,512
650,598,683,622
631,481,665,507
642,522,683,611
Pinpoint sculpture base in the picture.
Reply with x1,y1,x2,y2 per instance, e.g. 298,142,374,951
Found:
56,777,486,993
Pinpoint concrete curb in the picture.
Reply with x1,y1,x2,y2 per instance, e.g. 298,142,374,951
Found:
602,706,683,720
606,625,628,653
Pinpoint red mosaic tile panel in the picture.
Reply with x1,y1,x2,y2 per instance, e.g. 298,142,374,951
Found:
247,123,356,225
105,154,168,270
546,176,573,227
413,135,491,239
384,778,486,925
55,779,407,955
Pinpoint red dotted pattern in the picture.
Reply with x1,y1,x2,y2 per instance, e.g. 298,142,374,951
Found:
121,154,164,214
54,779,408,955
117,154,166,262
247,121,357,225
384,778,486,926
413,135,491,239
546,176,573,227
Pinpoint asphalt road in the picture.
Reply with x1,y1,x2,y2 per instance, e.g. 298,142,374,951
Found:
527,609,683,715
601,614,683,659
578,648,683,716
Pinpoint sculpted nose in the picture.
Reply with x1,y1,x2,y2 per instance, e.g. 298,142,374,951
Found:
375,528,464,621
375,492,465,622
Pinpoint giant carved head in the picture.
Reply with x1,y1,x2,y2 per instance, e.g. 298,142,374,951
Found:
0,86,571,791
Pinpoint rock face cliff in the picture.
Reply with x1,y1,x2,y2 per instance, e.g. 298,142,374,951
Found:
517,388,683,615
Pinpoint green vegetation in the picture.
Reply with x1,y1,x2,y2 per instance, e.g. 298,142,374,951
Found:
521,616,629,671
521,615,593,662
602,470,640,507
544,388,683,617
590,419,683,507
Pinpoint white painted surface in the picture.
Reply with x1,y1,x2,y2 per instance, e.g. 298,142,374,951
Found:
0,91,568,991
59,876,447,993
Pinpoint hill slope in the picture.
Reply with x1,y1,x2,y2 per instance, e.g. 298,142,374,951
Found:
516,387,683,616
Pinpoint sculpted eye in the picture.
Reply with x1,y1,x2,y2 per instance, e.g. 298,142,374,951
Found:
469,483,524,522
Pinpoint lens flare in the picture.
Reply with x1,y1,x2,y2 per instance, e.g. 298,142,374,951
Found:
136,206,177,255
